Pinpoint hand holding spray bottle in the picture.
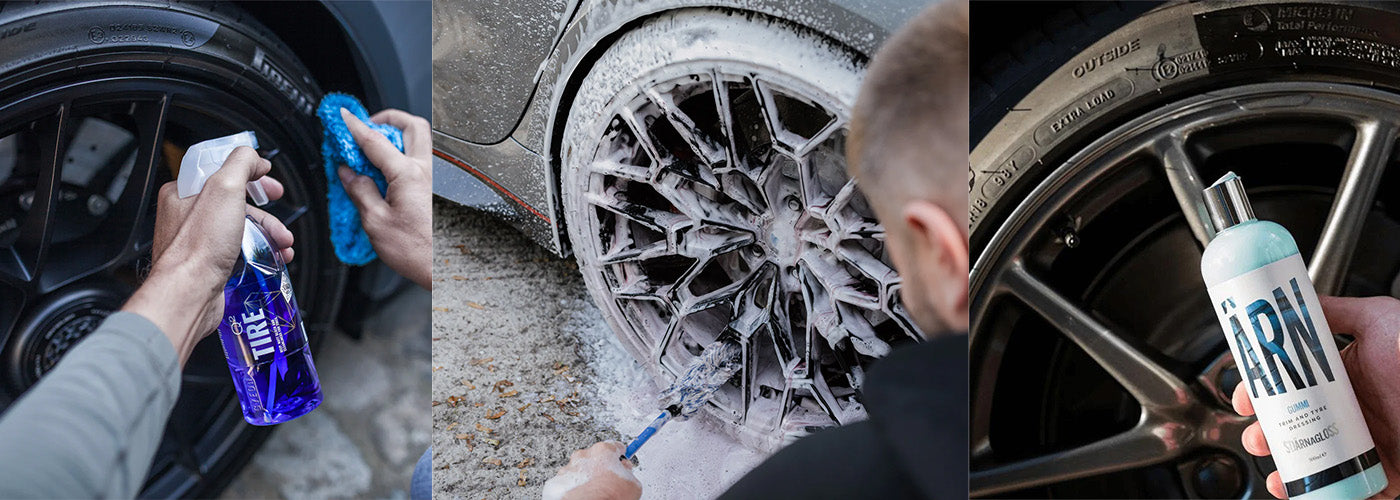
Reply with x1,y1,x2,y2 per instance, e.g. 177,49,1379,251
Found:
178,131,322,426
1200,172,1386,499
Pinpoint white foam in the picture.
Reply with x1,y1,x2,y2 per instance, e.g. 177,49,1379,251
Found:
566,299,768,499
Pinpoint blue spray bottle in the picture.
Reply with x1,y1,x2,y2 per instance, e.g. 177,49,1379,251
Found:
178,131,323,425
1201,172,1386,499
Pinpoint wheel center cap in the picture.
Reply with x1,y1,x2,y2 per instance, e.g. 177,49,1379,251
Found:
5,281,127,394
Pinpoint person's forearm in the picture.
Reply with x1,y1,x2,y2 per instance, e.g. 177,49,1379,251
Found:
0,312,182,499
123,259,222,366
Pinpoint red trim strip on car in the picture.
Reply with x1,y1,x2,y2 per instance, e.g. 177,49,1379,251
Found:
432,148,552,224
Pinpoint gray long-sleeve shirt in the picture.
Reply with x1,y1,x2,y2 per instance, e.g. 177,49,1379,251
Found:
0,312,181,499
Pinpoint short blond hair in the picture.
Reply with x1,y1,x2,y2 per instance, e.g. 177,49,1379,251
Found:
848,0,969,229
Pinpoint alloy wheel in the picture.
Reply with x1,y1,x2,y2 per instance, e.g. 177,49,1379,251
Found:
0,77,329,496
970,82,1400,498
576,67,918,445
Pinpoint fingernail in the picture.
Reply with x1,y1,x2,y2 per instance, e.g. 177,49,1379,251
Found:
337,166,353,184
340,107,354,121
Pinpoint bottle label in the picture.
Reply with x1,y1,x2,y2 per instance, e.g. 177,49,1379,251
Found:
1207,254,1378,491
221,270,309,369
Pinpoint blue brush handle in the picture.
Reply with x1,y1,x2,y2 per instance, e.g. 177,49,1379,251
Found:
622,411,672,460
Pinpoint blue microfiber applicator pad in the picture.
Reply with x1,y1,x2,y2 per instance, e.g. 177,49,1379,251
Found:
317,93,402,266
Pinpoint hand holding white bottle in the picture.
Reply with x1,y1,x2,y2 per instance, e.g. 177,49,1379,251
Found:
1201,173,1387,499
1233,295,1400,499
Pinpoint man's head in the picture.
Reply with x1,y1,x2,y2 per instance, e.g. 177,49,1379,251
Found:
848,0,969,336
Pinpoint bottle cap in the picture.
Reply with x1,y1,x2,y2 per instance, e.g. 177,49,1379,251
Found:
177,131,268,206
1203,171,1256,231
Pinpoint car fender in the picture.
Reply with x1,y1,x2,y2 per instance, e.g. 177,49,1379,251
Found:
320,0,431,116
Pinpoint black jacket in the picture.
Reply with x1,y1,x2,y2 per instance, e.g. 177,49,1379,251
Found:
719,333,969,499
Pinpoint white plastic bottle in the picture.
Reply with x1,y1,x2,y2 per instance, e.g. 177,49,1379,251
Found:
1200,172,1386,499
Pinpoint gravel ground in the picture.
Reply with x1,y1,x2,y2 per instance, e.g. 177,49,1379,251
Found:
222,280,433,499
430,198,766,500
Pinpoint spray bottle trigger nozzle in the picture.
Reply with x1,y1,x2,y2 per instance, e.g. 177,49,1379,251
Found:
177,131,261,200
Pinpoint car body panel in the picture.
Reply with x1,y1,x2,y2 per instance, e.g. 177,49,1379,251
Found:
433,0,928,255
322,0,433,117
434,132,559,248
431,0,576,144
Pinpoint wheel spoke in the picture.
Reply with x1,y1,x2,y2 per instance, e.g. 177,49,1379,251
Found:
737,334,754,423
792,365,861,425
643,87,725,167
1310,120,1399,294
1153,134,1214,248
792,115,843,159
750,77,805,154
585,191,690,236
970,423,1176,496
673,224,753,259
709,69,741,174
651,177,749,229
591,159,652,183
1001,260,1192,411
618,105,664,171
106,95,171,263
5,103,73,283
600,240,667,265
800,249,880,310
613,275,674,304
652,309,683,364
834,243,900,302
724,263,776,340
0,282,26,350
835,302,891,357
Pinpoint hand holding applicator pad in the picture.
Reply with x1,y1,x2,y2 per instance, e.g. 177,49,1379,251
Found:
317,93,403,265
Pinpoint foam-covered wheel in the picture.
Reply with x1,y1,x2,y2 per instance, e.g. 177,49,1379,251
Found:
0,2,344,497
561,10,919,452
970,1,1400,497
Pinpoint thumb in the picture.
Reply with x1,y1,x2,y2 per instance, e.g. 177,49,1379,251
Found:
338,166,388,219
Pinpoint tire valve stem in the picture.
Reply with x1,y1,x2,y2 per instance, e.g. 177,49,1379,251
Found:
1056,226,1080,248
620,338,742,462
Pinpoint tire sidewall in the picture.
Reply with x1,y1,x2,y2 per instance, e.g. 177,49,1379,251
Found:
971,0,1400,253
559,9,865,451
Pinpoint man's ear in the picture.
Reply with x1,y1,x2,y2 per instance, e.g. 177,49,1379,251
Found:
902,201,969,329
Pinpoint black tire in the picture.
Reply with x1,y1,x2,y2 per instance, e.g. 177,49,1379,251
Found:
971,0,1400,249
0,2,343,497
971,1,1400,497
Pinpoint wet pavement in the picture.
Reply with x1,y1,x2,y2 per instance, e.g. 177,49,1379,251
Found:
429,198,766,500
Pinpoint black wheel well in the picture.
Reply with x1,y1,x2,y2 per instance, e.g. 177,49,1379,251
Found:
545,6,871,255
233,1,372,106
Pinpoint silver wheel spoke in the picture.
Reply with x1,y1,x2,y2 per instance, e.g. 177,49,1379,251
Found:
618,105,664,169
793,116,843,158
1153,133,1214,247
673,224,753,259
585,191,690,235
1310,120,1399,294
1001,260,1192,411
591,159,652,183
750,77,804,153
970,423,1175,496
709,70,742,174
644,87,726,167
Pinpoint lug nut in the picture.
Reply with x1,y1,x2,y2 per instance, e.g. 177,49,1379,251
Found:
785,196,802,211
87,195,110,216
